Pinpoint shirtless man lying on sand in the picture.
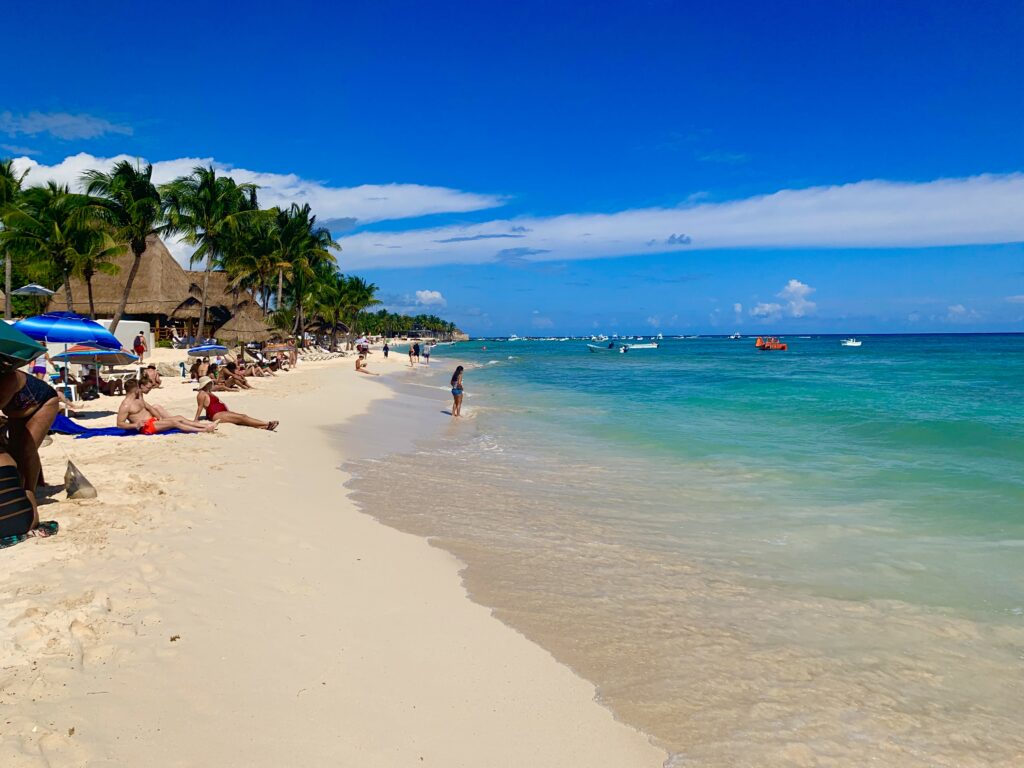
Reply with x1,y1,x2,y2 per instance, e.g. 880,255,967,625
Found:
117,379,216,434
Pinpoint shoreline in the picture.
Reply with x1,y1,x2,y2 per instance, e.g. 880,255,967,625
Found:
1,351,665,767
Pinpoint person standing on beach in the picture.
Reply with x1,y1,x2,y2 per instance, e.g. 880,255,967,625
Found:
133,333,147,360
450,365,465,417
383,342,389,360
422,343,432,366
412,342,421,364
408,346,415,367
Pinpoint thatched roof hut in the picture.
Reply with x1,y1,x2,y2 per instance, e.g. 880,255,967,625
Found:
47,236,258,327
185,270,257,315
216,307,275,344
48,236,194,317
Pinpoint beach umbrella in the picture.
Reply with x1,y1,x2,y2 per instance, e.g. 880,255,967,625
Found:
14,312,122,349
187,344,229,357
0,321,47,368
11,283,56,296
51,344,139,367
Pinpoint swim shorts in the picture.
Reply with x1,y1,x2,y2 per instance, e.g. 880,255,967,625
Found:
140,417,158,435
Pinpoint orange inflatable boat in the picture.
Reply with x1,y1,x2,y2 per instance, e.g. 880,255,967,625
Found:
755,336,788,351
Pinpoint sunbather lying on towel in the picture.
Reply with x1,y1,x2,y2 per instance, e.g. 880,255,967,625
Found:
194,377,278,431
118,380,216,434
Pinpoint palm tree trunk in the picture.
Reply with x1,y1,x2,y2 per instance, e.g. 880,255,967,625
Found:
86,270,96,319
277,268,283,309
110,245,145,333
63,273,75,314
4,252,11,320
197,264,212,341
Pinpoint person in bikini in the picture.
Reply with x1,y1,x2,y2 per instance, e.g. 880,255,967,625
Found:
355,354,379,376
143,364,163,388
0,365,62,496
194,377,278,431
117,379,216,434
221,361,252,389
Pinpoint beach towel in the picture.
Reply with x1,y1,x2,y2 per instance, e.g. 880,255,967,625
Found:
50,414,185,439
0,521,58,549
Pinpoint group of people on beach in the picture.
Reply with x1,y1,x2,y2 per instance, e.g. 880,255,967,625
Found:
405,342,432,367
357,342,466,417
0,348,286,544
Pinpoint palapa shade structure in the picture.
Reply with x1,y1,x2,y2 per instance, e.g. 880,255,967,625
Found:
215,307,275,344
48,235,194,317
47,236,257,333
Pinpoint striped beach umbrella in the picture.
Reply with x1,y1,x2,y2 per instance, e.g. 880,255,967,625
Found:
51,345,140,367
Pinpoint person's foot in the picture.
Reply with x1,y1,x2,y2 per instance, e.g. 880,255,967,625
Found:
267,421,279,431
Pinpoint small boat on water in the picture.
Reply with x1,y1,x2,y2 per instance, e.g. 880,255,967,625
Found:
755,336,788,351
729,332,742,339
623,342,659,350
841,338,863,347
587,342,660,353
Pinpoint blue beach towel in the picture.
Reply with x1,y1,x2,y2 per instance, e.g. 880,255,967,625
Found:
50,414,185,439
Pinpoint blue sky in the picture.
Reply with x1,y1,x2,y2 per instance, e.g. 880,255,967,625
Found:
3,0,1023,333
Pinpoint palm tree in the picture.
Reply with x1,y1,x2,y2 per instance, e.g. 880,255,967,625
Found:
340,275,380,340
161,166,258,340
72,234,123,319
0,159,30,319
0,182,108,312
274,204,338,342
222,208,277,314
81,160,164,332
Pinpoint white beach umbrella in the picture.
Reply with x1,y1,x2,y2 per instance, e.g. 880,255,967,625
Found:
12,283,57,296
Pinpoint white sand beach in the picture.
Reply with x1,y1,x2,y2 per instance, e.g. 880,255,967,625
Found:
0,351,664,767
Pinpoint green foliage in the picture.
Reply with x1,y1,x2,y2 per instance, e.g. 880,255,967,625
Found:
156,339,173,348
1,156,459,339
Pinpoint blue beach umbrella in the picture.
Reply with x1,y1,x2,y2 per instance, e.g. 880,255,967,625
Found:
13,312,122,350
187,344,229,357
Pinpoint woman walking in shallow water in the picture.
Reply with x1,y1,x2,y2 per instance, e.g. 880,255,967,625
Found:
450,365,465,417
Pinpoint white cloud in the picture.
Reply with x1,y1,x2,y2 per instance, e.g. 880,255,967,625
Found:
748,279,816,321
646,315,660,327
946,304,982,322
0,111,132,140
415,289,446,307
777,279,816,317
11,153,504,227
732,302,743,314
1,143,40,156
750,302,783,320
335,173,1024,269
531,311,554,329
1006,295,1024,303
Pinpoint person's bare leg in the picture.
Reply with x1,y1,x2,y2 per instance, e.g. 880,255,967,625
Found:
152,418,215,434
12,399,60,491
213,412,277,430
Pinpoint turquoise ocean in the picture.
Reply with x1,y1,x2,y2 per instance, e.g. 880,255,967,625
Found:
347,335,1024,766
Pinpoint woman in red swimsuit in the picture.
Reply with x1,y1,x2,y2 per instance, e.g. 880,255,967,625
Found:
194,377,278,431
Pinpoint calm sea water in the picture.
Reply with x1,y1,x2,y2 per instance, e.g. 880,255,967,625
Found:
348,335,1024,766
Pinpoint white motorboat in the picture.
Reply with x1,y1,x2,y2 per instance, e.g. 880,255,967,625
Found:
587,343,619,353
729,332,742,339
622,342,659,351
840,338,862,347
508,334,522,342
